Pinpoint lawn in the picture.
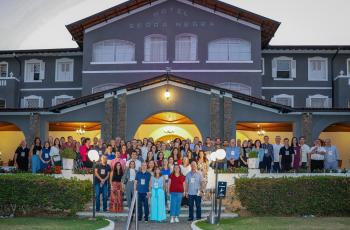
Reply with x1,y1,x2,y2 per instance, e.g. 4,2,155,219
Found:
196,217,350,230
0,217,109,230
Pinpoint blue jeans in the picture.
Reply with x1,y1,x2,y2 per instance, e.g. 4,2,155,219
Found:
170,192,183,217
138,192,149,221
95,182,108,211
272,162,281,173
324,161,338,170
188,195,201,220
262,156,272,172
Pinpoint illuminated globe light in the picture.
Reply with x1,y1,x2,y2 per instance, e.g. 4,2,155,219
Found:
215,149,226,160
210,151,217,162
88,150,99,162
164,89,171,100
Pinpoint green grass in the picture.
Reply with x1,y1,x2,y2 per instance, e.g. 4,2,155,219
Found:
196,217,350,230
0,217,109,230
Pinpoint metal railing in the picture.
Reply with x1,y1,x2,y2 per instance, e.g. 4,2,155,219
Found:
124,191,138,230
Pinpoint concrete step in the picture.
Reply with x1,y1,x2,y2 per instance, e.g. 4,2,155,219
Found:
86,205,224,212
87,200,213,208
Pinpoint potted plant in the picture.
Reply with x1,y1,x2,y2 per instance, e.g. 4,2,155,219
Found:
247,151,259,169
61,148,75,170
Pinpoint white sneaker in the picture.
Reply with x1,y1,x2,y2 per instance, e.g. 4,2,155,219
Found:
175,217,179,223
170,217,175,223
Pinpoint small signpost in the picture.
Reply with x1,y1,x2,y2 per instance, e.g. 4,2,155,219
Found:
217,181,227,222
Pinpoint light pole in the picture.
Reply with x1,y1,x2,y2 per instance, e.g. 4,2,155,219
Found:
88,150,99,219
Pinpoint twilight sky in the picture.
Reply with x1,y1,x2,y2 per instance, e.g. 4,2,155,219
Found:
0,0,349,50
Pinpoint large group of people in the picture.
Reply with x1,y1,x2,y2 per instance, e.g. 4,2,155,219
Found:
12,134,340,222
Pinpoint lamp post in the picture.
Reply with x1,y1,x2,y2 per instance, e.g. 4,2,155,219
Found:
88,150,99,219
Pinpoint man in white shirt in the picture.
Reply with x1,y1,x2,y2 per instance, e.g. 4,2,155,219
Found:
299,136,310,169
272,136,283,173
309,139,326,172
126,150,141,170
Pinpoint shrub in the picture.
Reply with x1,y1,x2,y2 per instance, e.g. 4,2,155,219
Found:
217,167,248,174
73,167,94,175
235,176,350,216
248,151,258,158
61,148,76,159
0,174,92,216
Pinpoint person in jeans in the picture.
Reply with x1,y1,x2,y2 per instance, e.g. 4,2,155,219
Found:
225,139,240,168
261,136,274,173
279,138,294,172
324,139,339,170
185,161,204,221
134,162,151,222
168,164,186,223
94,155,111,212
123,160,137,208
272,136,283,173
299,136,310,169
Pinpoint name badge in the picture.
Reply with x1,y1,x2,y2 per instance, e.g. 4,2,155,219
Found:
190,177,195,183
21,152,25,157
164,175,168,180
100,169,105,175
141,179,145,185
328,151,333,156
98,151,102,155
53,156,61,162
264,149,268,154
154,182,159,188
285,151,289,156
45,153,49,159
231,151,234,156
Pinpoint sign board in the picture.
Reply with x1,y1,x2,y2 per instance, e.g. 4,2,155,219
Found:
217,181,227,198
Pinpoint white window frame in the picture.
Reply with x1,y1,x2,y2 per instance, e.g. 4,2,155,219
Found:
308,57,328,81
271,94,294,107
261,58,265,75
272,56,296,80
52,95,74,106
21,95,44,108
55,58,74,82
143,34,169,64
216,82,252,95
0,98,6,108
91,39,136,64
174,33,199,63
346,58,350,76
207,38,252,63
0,61,9,78
24,59,45,82
306,94,332,108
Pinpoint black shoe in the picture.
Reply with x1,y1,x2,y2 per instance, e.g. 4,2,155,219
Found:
188,218,193,222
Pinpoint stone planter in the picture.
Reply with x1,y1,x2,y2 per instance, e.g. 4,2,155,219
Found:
248,158,259,169
62,158,74,170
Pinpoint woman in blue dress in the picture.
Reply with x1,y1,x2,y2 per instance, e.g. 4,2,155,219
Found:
40,141,51,170
30,137,42,173
150,166,166,222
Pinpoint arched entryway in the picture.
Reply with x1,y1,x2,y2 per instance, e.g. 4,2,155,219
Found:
319,122,350,169
0,122,25,165
134,112,202,142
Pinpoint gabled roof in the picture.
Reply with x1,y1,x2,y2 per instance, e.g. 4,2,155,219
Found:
66,0,280,48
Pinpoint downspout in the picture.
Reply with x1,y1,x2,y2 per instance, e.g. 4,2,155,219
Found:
331,48,340,108
13,52,22,77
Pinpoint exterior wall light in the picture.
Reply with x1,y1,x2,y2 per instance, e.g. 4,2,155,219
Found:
164,89,170,100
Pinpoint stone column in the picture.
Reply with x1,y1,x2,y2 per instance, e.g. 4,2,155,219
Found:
101,96,115,142
210,93,221,139
28,113,40,146
301,113,313,146
223,95,233,141
116,93,127,140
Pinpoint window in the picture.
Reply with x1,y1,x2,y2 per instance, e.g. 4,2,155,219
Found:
52,95,74,106
55,58,74,82
92,39,136,63
308,57,328,81
21,95,44,108
216,82,252,95
208,38,251,62
24,59,45,82
175,34,198,62
144,34,167,63
272,57,296,80
271,94,294,107
0,62,8,78
261,58,265,75
306,94,332,108
0,98,5,108
92,83,124,94
347,58,350,76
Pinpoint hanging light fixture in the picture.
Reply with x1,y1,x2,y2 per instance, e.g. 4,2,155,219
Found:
257,124,266,136
164,67,171,100
76,124,86,135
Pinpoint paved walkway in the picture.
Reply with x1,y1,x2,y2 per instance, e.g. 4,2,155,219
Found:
119,220,192,230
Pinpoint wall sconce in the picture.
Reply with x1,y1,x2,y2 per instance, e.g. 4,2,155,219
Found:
164,89,170,100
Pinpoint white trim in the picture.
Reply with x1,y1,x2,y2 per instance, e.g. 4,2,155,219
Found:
307,57,328,81
172,60,200,64
272,78,294,81
271,94,294,107
262,87,332,90
141,61,170,64
0,61,9,78
306,94,331,108
24,59,45,82
261,58,265,75
0,76,20,82
84,0,260,34
334,74,350,81
90,61,137,65
82,69,262,74
55,58,74,82
347,58,350,76
205,60,253,64
52,95,74,106
21,95,44,108
272,56,295,80
58,98,105,114
262,49,350,54
20,87,82,91
0,98,6,109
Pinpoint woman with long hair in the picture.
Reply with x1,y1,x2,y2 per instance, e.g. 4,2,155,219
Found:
171,147,182,165
291,136,301,170
150,166,166,222
50,138,61,167
168,156,175,173
146,151,154,163
147,160,155,176
40,141,51,170
109,162,124,212
161,158,171,208
168,164,186,223
197,150,208,191
157,151,165,167
252,140,265,170
240,140,250,167
30,137,42,173
120,145,128,162
181,142,190,158
122,160,137,208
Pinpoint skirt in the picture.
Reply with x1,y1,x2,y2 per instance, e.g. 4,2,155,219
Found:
31,155,41,173
109,182,124,213
150,188,166,222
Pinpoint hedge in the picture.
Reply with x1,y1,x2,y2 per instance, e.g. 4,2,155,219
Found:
235,176,350,216
0,174,92,216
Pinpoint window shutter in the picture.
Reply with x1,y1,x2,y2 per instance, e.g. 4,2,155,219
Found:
20,99,26,108
272,58,277,78
39,97,44,108
190,36,197,61
291,59,296,78
52,98,56,106
306,98,311,107
144,37,151,62
39,62,45,80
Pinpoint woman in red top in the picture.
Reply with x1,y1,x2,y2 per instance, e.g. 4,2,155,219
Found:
168,164,185,223
80,138,92,168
